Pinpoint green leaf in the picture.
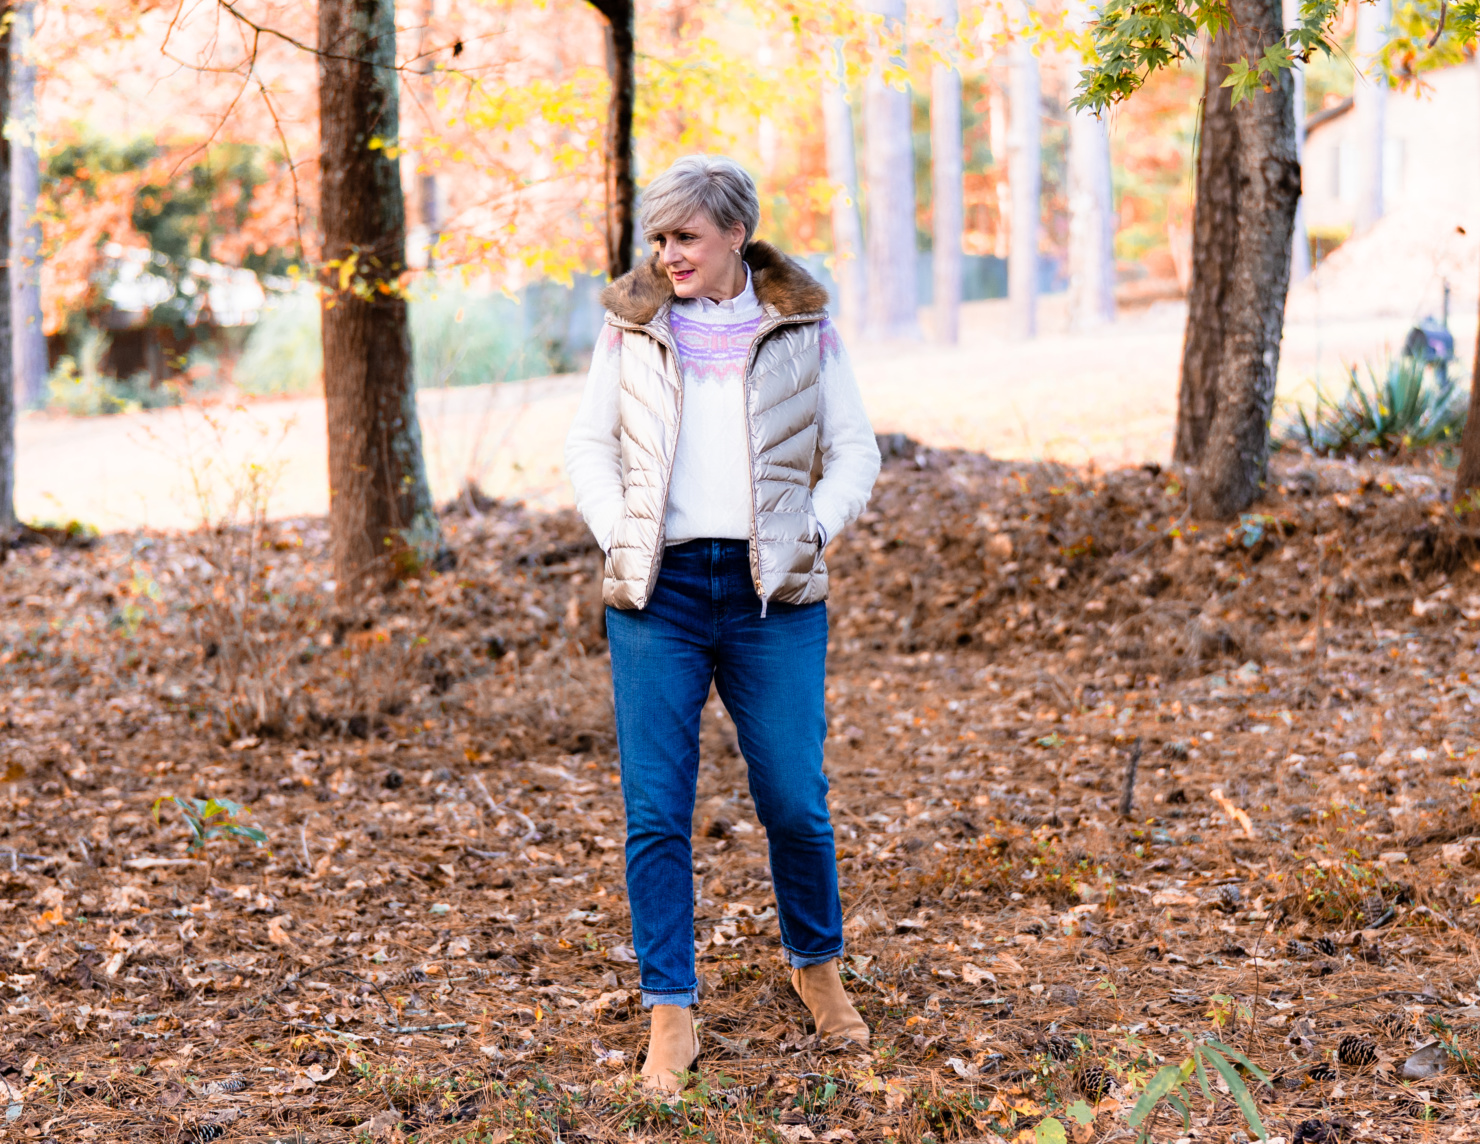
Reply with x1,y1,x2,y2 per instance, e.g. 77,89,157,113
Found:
1128,1063,1190,1129
1035,1117,1068,1144
1202,1048,1268,1140
1205,1038,1273,1086
1166,1092,1192,1129
1220,58,1263,105
1193,1048,1214,1105
1258,40,1296,76
1066,1100,1095,1126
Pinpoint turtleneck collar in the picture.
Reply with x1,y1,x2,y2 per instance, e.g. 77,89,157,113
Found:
675,263,757,316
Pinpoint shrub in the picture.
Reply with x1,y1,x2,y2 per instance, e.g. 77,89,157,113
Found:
47,329,180,415
232,278,579,396
412,279,564,388
1279,354,1466,457
233,290,323,395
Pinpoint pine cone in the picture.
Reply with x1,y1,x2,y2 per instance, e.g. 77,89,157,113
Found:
1045,1034,1079,1061
198,1075,248,1096
1360,894,1392,927
1293,1119,1341,1144
1377,1008,1409,1038
1313,936,1337,956
1337,1034,1376,1068
1077,1064,1112,1099
1285,939,1312,959
1218,884,1242,912
1306,1061,1336,1082
378,966,429,987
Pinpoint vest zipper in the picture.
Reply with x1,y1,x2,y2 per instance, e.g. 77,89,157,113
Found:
646,327,684,609
740,310,819,616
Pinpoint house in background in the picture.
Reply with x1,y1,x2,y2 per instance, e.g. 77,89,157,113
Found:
1301,60,1480,249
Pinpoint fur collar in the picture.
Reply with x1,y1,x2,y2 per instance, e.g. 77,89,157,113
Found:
600,239,830,326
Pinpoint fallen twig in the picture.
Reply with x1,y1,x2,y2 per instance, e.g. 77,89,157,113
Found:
1305,990,1444,1017
1119,737,1143,817
383,1021,467,1034
284,1020,377,1043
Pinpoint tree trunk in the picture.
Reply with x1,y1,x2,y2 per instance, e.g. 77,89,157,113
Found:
10,0,40,411
1066,0,1115,329
319,0,438,591
1283,0,1310,280
1352,0,1389,235
0,3,12,535
1173,0,1301,519
822,38,867,335
587,0,635,279
863,0,920,340
1006,3,1040,340
416,0,440,267
930,0,963,344
1457,293,1480,496
1066,109,1115,329
1454,68,1480,502
988,75,1009,260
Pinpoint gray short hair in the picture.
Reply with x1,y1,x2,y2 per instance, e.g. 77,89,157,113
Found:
639,155,761,248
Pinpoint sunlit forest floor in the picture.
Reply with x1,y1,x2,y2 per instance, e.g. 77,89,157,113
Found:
4,444,1480,1141
18,289,1469,536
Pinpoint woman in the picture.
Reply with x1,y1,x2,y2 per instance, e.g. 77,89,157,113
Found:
565,154,880,1092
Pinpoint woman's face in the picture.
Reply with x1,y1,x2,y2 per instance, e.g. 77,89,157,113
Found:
652,212,747,301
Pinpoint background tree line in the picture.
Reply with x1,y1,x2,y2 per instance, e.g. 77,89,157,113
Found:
0,0,1470,592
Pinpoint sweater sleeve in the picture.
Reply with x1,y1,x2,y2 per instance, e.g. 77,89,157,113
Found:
563,323,626,553
811,318,881,546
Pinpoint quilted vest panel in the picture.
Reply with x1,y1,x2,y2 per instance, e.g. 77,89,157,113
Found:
602,307,828,611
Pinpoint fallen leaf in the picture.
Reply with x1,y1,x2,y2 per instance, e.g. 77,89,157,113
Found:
1208,788,1256,839
351,1109,401,1138
267,915,294,945
1151,889,1202,909
1402,1040,1448,1080
961,963,997,986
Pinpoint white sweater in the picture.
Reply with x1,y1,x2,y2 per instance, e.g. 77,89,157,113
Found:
564,269,881,554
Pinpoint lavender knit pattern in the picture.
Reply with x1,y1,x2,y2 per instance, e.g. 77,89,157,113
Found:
667,311,765,385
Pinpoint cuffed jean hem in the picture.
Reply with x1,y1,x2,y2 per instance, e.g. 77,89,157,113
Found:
786,945,845,969
641,988,699,1009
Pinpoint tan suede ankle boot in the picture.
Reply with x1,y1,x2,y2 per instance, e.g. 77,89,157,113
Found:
791,960,869,1046
639,1005,700,1093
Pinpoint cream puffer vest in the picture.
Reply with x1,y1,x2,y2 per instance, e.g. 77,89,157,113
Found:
598,241,831,611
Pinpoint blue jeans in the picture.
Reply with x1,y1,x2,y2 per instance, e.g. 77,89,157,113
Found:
606,539,844,1008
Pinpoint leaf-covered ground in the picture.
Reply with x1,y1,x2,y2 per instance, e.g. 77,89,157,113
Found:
3,445,1480,1143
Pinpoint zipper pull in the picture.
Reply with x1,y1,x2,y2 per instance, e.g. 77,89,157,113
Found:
759,595,769,620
